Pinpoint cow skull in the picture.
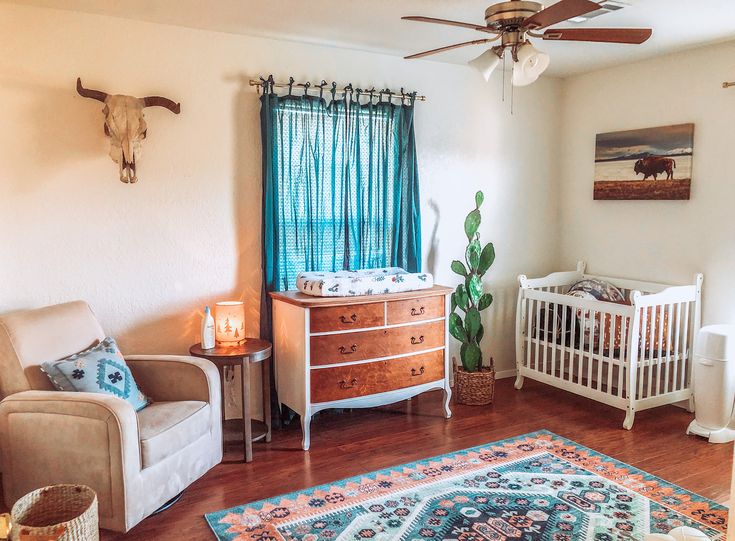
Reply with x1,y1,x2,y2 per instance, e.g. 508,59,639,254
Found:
77,78,180,184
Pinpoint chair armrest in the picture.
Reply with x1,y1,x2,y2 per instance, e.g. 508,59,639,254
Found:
0,390,142,493
125,355,220,404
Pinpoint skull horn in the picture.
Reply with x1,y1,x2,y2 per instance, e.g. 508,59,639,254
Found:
76,78,108,102
142,96,181,114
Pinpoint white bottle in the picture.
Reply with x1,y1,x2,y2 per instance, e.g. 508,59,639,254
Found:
201,306,215,350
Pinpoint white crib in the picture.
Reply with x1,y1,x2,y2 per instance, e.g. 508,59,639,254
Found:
515,262,703,429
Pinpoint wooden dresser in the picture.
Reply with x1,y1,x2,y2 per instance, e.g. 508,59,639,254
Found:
270,285,453,450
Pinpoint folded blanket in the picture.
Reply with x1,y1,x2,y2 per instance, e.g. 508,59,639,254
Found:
296,267,434,297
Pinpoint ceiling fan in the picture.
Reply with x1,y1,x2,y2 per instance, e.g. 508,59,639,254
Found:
402,0,652,86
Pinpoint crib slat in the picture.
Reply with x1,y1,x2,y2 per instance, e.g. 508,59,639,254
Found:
578,309,586,384
664,303,674,394
646,306,658,397
587,310,596,388
550,303,558,377
672,302,682,391
639,306,648,399
618,315,628,398
681,300,691,390
597,313,612,391
526,297,534,372
542,301,549,375
603,314,612,393
560,304,568,381
569,307,577,382
535,297,542,372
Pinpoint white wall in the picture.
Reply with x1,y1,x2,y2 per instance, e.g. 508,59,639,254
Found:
0,3,562,410
559,41,735,327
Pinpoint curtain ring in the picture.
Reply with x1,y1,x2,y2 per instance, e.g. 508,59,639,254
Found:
267,74,275,94
331,81,338,99
318,80,327,100
355,88,362,104
287,77,295,96
303,81,311,98
400,87,406,105
368,87,375,103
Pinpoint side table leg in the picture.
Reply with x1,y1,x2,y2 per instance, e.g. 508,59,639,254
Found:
263,357,272,443
219,365,226,458
242,359,253,463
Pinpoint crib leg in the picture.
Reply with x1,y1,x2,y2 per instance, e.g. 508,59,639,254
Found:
687,394,695,413
514,373,525,390
623,407,635,430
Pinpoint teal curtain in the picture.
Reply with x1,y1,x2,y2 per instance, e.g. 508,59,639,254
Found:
260,83,422,315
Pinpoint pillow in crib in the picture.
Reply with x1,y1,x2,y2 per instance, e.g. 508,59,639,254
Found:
567,279,628,351
567,279,626,304
41,336,150,411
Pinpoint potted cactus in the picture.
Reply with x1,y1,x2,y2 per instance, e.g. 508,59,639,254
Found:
449,190,496,405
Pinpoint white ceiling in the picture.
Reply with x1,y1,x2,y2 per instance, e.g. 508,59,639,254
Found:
7,0,735,76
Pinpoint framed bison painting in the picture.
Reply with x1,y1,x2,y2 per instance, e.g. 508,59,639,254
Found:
594,123,694,200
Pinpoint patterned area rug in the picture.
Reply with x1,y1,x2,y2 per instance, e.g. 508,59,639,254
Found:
205,430,728,540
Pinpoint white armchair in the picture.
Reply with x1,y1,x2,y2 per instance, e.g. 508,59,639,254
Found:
0,301,222,532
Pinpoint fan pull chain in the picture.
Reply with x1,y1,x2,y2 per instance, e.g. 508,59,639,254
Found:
502,50,506,103
511,64,515,116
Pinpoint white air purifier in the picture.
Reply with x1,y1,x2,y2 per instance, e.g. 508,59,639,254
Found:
687,324,735,443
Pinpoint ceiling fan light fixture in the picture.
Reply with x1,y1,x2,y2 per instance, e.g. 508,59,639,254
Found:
468,48,501,82
512,42,550,86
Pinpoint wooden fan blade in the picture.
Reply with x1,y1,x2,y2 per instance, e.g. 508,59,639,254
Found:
402,16,497,35
523,0,600,29
542,27,652,44
404,39,494,59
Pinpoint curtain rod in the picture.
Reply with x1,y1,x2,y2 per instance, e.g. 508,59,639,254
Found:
249,77,427,102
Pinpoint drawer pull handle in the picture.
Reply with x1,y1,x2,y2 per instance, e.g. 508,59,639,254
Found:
339,378,358,389
338,344,358,355
411,335,425,345
411,366,425,377
339,314,358,324
411,307,425,317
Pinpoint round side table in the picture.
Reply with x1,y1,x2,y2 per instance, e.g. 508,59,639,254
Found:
189,340,272,463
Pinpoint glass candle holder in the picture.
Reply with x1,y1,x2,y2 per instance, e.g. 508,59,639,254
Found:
215,301,245,346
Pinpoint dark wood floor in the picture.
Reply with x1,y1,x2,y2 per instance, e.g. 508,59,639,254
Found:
3,379,732,540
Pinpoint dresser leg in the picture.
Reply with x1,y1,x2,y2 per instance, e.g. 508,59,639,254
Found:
443,387,453,419
301,413,311,451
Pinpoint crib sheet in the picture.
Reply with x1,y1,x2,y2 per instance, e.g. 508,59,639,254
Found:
296,267,434,297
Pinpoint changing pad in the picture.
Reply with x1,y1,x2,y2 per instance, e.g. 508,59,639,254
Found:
297,267,434,297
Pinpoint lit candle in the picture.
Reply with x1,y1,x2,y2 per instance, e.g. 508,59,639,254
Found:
215,301,245,346
0,513,11,540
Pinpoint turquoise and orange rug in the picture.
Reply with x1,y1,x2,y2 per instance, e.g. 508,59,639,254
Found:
205,430,728,540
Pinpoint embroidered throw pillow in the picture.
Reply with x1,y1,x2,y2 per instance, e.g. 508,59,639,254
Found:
41,337,149,411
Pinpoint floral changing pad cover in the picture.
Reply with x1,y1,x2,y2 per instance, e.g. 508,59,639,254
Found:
296,267,434,297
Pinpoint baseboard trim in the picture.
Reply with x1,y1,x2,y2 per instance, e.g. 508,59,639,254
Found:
495,369,517,380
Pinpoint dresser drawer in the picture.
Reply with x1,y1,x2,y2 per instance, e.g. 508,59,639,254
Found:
387,295,444,325
310,350,445,403
310,302,384,333
310,320,445,366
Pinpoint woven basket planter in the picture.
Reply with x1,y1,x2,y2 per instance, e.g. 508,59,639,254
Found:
10,485,98,541
454,360,496,406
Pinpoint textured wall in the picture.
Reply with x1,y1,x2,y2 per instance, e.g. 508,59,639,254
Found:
0,4,562,415
559,41,735,328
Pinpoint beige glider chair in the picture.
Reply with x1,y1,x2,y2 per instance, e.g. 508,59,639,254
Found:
0,301,222,532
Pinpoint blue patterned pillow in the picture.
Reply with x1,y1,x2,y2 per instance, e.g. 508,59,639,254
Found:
41,337,149,411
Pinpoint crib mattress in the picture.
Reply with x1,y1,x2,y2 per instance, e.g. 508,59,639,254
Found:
296,267,434,297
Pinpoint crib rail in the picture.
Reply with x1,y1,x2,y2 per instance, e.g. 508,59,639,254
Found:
515,262,703,429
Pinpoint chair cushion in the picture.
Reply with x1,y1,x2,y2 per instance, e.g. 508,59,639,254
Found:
137,401,210,468
41,337,150,411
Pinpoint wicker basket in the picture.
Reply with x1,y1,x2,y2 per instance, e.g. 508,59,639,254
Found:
453,359,496,406
10,485,98,541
